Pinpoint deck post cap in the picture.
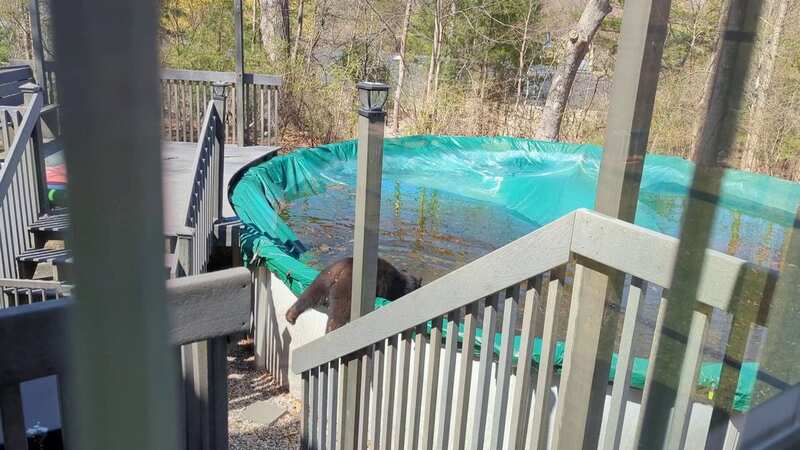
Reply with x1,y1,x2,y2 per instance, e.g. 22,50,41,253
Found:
20,82,42,93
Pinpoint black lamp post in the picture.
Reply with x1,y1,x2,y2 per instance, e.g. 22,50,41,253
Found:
357,81,390,118
344,81,389,449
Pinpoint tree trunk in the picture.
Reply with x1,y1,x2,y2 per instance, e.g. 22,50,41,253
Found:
306,0,328,66
535,0,611,141
516,0,536,106
392,0,414,133
690,0,760,165
291,0,305,61
259,0,291,62
425,0,444,102
740,0,789,171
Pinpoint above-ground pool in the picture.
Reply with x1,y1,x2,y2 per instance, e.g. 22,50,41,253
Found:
231,135,800,289
230,135,800,410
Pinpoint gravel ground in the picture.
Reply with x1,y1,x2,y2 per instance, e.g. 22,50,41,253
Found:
228,341,302,450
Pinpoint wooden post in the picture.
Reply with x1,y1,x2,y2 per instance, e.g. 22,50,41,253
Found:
638,0,763,447
48,0,179,449
28,0,47,104
233,0,246,147
551,1,672,448
212,82,228,215
21,82,49,214
343,83,388,450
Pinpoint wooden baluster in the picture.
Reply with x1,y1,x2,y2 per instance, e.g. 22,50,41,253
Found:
489,283,524,450
302,370,310,450
529,275,565,450
421,316,443,450
508,277,541,450
371,340,385,449
391,330,412,450
602,278,647,450
452,302,478,450
632,296,669,445
357,348,373,450
407,323,428,448
380,335,397,450
434,311,459,450
310,367,319,450
664,308,710,450
328,360,339,450
320,364,329,450
468,293,500,450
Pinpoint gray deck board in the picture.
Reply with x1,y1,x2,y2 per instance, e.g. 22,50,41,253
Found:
41,140,276,235
161,141,277,234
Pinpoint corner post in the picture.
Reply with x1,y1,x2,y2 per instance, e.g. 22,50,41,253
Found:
550,0,672,448
28,0,47,104
233,0,246,147
212,82,228,216
343,81,389,450
21,82,49,214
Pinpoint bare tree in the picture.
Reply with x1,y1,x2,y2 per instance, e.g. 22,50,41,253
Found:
291,0,305,61
260,0,290,62
393,0,414,133
690,0,759,165
516,0,536,106
425,0,445,103
741,0,790,171
535,0,611,141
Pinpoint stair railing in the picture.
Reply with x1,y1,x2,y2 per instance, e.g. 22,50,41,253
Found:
0,84,48,279
291,208,777,450
0,267,251,450
0,278,72,309
174,83,227,277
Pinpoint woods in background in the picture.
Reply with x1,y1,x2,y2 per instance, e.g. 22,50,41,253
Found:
1,0,798,180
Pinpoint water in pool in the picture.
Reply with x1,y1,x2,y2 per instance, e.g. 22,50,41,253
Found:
282,177,537,283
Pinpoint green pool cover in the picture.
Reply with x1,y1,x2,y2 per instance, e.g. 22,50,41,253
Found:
230,135,800,412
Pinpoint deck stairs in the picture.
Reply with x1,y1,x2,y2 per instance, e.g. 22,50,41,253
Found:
1,79,240,305
11,208,184,282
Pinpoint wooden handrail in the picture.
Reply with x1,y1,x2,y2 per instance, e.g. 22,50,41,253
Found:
0,90,46,279
0,91,42,194
160,67,282,87
174,99,225,276
0,267,250,386
291,209,753,374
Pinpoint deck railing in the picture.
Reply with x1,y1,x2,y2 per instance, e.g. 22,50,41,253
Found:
0,86,48,279
160,68,280,146
6,61,281,147
174,94,225,277
0,267,250,450
0,278,72,308
291,209,776,450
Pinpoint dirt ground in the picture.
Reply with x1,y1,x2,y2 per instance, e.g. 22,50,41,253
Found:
227,341,302,450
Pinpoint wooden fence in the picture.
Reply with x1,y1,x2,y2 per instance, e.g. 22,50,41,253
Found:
0,87,48,279
291,209,777,450
0,267,251,450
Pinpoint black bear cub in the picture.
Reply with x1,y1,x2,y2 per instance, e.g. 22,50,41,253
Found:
285,257,422,332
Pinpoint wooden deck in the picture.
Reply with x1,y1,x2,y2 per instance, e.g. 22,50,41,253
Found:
43,140,276,234
161,141,277,233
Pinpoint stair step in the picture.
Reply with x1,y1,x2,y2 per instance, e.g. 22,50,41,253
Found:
16,248,74,265
28,209,71,235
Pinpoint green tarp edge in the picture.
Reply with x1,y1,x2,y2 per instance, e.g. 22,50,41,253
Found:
230,135,786,413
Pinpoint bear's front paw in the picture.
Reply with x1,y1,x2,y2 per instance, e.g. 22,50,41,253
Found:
285,308,299,324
